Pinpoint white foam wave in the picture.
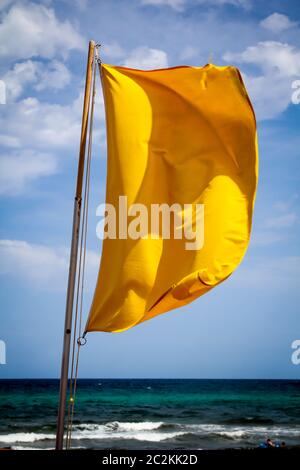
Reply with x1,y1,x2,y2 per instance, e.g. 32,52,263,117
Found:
0,432,55,444
13,446,54,450
1,422,299,446
76,421,164,432
187,424,300,440
0,422,184,445
72,421,184,442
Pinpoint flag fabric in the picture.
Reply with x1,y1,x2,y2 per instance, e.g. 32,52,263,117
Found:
85,63,258,333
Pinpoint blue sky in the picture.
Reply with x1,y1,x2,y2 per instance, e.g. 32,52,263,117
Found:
0,0,299,379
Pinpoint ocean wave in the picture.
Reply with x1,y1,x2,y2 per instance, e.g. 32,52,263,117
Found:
13,446,54,450
0,422,185,445
0,432,55,444
72,421,185,442
186,424,300,440
76,421,164,432
1,421,300,446
222,417,274,426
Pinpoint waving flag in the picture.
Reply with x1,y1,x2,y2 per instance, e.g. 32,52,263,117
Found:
85,63,258,333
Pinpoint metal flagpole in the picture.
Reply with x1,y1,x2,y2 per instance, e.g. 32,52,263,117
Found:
55,40,95,451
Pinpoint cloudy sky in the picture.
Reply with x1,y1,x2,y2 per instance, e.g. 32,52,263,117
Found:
0,0,299,379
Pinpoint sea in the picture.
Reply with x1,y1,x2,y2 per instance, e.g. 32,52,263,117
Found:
0,379,299,450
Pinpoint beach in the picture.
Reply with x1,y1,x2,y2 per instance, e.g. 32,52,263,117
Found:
0,379,299,450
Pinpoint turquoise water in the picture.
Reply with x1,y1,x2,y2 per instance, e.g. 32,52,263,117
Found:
0,379,299,449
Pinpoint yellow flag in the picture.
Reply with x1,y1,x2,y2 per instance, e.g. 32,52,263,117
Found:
86,63,258,333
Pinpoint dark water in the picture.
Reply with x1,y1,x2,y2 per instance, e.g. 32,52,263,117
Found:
0,379,299,450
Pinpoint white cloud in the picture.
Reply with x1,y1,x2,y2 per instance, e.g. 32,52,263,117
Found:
59,0,89,10
274,195,298,213
2,61,38,101
260,13,297,34
0,134,19,147
0,240,68,285
251,198,298,246
0,2,84,61
224,41,300,76
205,0,250,6
141,0,185,10
0,150,57,196
0,96,82,150
0,0,14,10
101,42,126,60
74,0,89,10
224,41,300,119
3,60,71,101
235,256,300,289
251,231,284,247
100,43,168,69
0,85,106,195
123,47,168,69
265,213,297,229
141,0,250,11
0,239,99,290
0,3,93,197
240,71,293,120
0,60,106,196
35,60,71,91
179,45,199,61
